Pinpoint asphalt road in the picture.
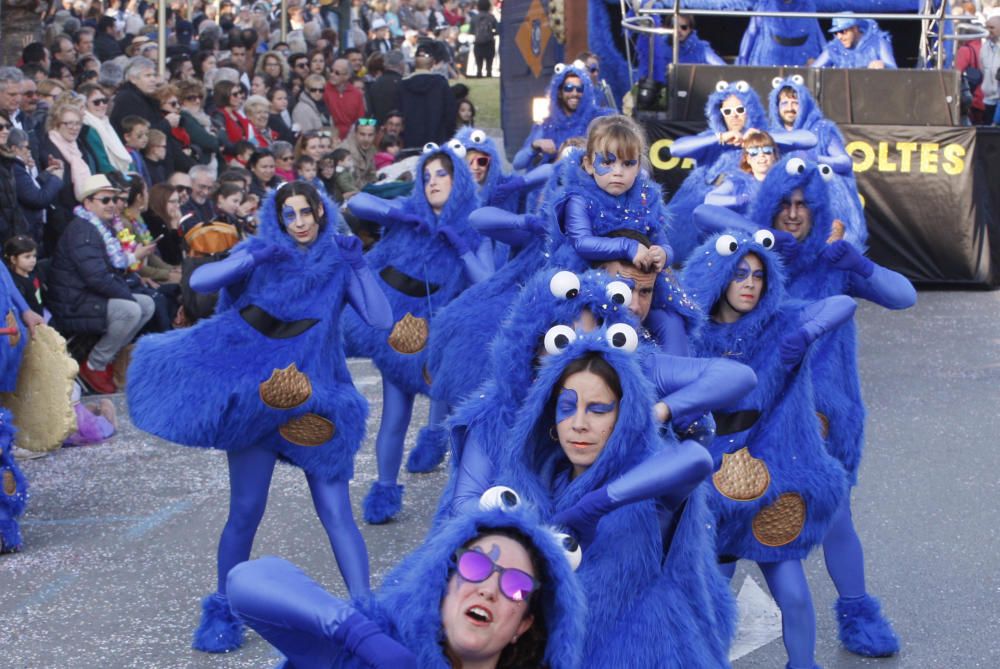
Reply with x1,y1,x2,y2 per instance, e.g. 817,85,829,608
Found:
2,289,999,668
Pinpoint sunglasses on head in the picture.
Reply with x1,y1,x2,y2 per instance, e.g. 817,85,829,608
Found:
561,83,584,94
467,155,490,167
357,117,377,126
745,146,774,157
721,105,746,116
454,548,538,602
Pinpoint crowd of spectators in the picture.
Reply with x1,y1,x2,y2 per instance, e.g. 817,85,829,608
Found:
2,0,499,395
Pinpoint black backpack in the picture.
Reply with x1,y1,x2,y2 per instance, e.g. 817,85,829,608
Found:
475,13,494,44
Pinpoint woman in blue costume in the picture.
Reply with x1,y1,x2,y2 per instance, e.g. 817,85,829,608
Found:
737,0,826,66
511,62,612,170
704,130,781,216
343,141,491,524
127,182,393,653
493,323,741,668
632,8,725,86
682,224,856,669
227,499,586,669
750,157,915,657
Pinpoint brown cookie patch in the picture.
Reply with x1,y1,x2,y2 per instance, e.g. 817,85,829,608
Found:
713,447,770,501
260,363,313,409
752,493,806,547
816,412,830,439
279,413,335,447
388,313,428,354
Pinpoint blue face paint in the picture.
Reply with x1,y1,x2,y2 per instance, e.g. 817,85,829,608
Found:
592,152,616,176
587,401,618,415
732,259,766,283
486,544,501,561
281,206,296,223
424,167,449,181
556,388,578,424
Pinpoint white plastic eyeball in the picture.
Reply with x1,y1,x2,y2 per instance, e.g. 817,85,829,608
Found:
422,142,439,154
571,59,587,71
735,80,750,93
479,486,521,511
446,138,466,159
754,229,776,249
543,325,577,355
715,234,739,256
715,80,729,93
606,323,639,352
791,74,805,86
818,164,834,181
554,63,567,75
469,129,487,144
771,76,784,90
785,158,807,176
552,531,582,572
549,270,580,299
605,280,632,308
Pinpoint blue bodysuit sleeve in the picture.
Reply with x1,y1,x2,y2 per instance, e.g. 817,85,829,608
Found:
847,265,916,310
692,203,757,237
512,125,546,170
878,38,897,68
189,248,256,293
458,237,496,284
812,47,831,68
523,162,554,189
798,295,858,340
564,196,640,262
643,307,690,356
704,45,726,66
347,262,393,329
737,16,759,65
772,129,818,151
449,427,496,517
468,206,536,248
817,132,853,175
669,130,722,161
346,192,409,225
646,354,758,425
703,179,749,210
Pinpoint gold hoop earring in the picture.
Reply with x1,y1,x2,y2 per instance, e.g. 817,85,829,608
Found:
549,426,558,441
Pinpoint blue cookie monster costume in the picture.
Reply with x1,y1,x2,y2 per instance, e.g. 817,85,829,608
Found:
683,227,855,669
0,268,29,553
812,17,896,69
343,142,485,524
632,4,726,85
495,327,736,668
752,156,914,658
0,266,28,391
737,0,826,66
767,76,868,249
227,503,587,669
512,63,613,170
128,184,389,653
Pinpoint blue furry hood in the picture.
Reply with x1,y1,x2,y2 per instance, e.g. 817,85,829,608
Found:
539,63,608,146
767,75,823,132
705,80,768,134
407,142,481,231
751,156,835,275
488,268,641,410
374,505,586,669
501,326,660,511
681,228,788,341
824,18,892,68
453,126,503,202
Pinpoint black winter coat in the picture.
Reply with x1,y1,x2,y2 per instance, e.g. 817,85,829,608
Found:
47,215,135,335
399,72,456,148
365,71,403,125
0,154,29,243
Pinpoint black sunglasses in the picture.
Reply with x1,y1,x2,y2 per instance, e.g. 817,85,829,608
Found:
91,195,115,204
308,87,324,94
468,155,490,167
0,123,10,131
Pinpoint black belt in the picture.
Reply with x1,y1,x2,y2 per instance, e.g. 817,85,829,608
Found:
240,305,318,339
379,265,440,298
772,34,808,47
712,409,761,436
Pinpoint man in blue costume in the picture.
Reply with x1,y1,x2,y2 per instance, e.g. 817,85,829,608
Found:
633,8,725,86
738,0,826,66
812,14,896,69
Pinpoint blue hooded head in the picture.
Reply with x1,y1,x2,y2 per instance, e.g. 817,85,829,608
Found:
453,126,503,202
767,74,823,132
540,62,607,147
374,504,586,669
705,79,768,135
751,156,836,276
407,140,481,232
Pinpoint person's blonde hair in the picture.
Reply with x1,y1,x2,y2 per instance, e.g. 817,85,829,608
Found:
584,114,647,167
244,94,270,117
45,92,85,132
739,130,778,174
254,51,290,81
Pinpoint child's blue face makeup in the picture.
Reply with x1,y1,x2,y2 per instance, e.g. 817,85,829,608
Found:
589,145,641,196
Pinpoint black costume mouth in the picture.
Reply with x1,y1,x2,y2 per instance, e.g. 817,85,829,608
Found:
380,265,441,298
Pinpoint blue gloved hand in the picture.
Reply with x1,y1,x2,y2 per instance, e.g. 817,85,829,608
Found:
335,612,417,669
780,327,811,369
336,234,366,269
524,213,548,235
489,175,526,205
396,211,430,235
550,486,614,550
438,226,471,255
771,229,800,266
248,243,293,265
823,240,874,278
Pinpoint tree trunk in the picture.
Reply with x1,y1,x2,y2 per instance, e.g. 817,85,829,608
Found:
1,0,43,66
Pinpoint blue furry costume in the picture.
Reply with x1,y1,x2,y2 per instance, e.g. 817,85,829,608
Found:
751,157,915,657
767,76,868,249
227,504,586,669
812,18,896,68
512,64,612,170
738,0,826,66
128,185,390,652
682,227,857,669
494,327,736,668
1,266,31,553
343,143,487,524
632,6,725,85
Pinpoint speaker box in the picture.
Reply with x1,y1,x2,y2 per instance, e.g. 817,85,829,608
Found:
667,65,815,122
817,68,960,126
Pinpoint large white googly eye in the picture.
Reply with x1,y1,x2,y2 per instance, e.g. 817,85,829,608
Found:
771,76,783,90
605,280,632,308
552,530,583,572
818,163,834,181
754,229,776,249
715,234,739,256
735,80,750,93
785,158,807,176
549,270,580,299
571,59,587,71
446,138,466,159
554,62,567,75
479,486,521,511
714,80,729,93
469,129,486,144
422,142,439,154
543,325,577,355
606,323,639,352
791,74,805,86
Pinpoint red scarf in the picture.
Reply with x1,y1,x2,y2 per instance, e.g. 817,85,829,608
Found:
222,108,249,144
171,126,191,148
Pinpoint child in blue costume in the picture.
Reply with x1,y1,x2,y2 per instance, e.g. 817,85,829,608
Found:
704,131,782,217
751,156,915,657
682,226,856,669
227,501,586,669
511,62,612,170
127,182,392,653
632,9,725,86
737,0,826,66
812,15,896,69
343,141,491,524
767,76,868,249
494,325,740,668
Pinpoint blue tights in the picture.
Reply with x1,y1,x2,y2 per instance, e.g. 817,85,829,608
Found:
373,380,447,484
216,446,369,598
821,497,867,599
